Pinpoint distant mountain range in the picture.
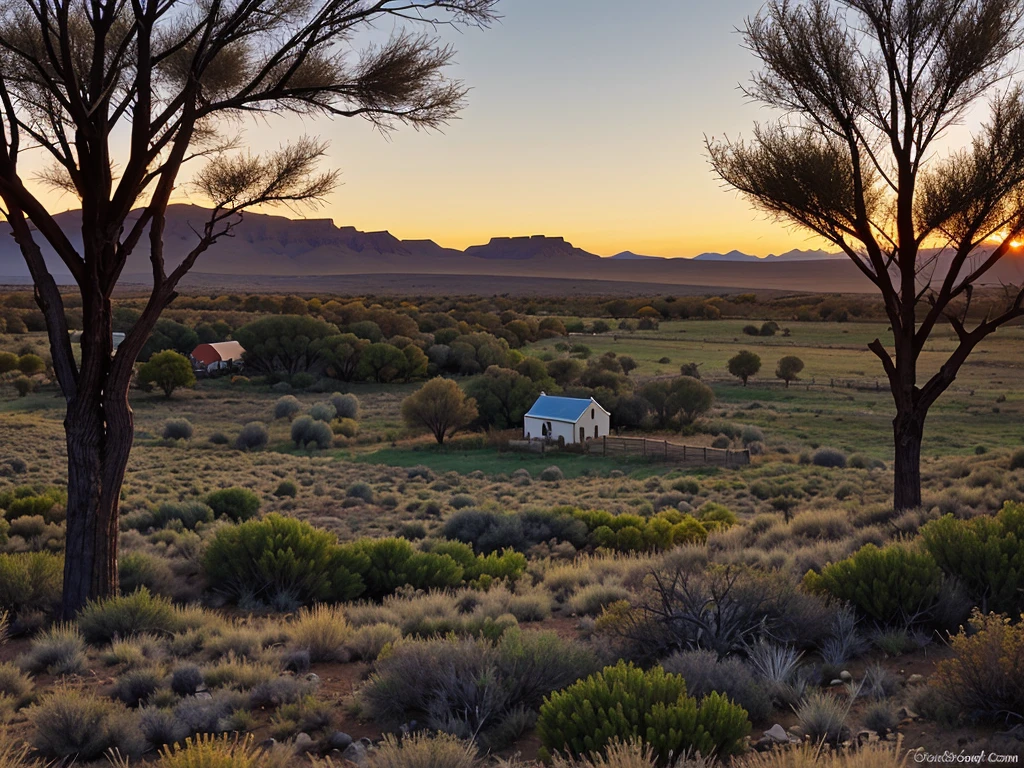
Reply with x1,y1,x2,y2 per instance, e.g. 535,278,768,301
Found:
0,204,1020,294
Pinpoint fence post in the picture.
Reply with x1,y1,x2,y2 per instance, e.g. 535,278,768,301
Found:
664,440,668,458
603,435,607,456
703,447,707,461
643,439,647,457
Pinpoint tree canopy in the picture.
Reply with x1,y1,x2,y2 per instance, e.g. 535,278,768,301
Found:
709,0,1024,508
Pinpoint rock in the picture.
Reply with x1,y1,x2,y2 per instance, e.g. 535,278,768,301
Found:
830,679,844,686
840,670,853,682
327,732,354,751
676,501,693,513
764,724,789,743
898,706,920,720
194,690,213,700
907,674,924,685
788,726,805,738
342,742,370,767
293,733,316,754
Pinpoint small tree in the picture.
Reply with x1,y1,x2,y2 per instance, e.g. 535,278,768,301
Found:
728,351,761,386
668,376,715,426
709,0,1024,510
137,351,196,399
775,356,805,388
619,356,638,376
401,378,478,444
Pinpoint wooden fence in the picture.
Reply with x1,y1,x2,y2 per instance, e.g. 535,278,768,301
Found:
587,436,750,467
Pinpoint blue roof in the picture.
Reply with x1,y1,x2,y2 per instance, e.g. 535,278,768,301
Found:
525,395,598,423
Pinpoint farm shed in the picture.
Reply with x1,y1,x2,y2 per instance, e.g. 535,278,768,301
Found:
524,393,610,445
190,341,245,373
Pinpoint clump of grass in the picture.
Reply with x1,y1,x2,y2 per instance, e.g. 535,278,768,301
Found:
77,588,183,644
112,667,164,708
19,624,88,676
29,687,144,762
0,663,33,701
371,732,478,768
156,733,292,768
290,604,352,663
346,623,401,662
794,690,849,744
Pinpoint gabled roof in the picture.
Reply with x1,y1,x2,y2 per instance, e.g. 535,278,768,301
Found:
524,394,608,423
191,341,245,365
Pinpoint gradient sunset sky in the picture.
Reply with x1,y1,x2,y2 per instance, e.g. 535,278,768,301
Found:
187,0,828,260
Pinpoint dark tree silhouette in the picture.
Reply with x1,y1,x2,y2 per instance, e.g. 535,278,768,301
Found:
0,0,497,615
710,0,1024,510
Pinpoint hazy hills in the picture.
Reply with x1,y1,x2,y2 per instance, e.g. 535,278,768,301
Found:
0,204,1021,295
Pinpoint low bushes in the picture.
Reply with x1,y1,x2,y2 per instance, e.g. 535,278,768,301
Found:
360,629,598,749
234,422,268,451
330,392,360,420
537,661,750,763
273,395,302,420
205,487,260,522
811,448,847,468
291,416,333,450
660,649,772,722
204,515,367,607
0,552,63,616
204,517,529,608
933,610,1024,723
29,687,143,762
921,501,1024,614
162,419,194,441
803,543,943,626
442,506,724,556
77,588,184,644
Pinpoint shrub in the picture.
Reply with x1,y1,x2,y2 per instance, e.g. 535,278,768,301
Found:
290,604,351,663
332,417,359,438
0,661,33,700
933,610,1024,723
137,350,195,398
540,465,565,482
330,392,360,420
205,487,260,522
347,623,402,661
208,432,229,445
0,552,63,616
351,538,462,599
301,419,333,449
156,733,287,768
204,514,366,606
812,448,847,468
1011,449,1024,471
450,493,475,510
16,354,44,375
152,501,214,530
309,402,335,422
361,629,598,746
13,377,35,397
443,509,526,554
18,624,87,676
273,480,298,498
162,419,194,441
659,650,772,722
273,395,302,420
291,415,314,447
537,661,750,762
371,732,477,768
77,588,183,644
171,665,204,697
112,667,163,708
346,481,374,503
921,502,1024,614
803,543,942,626
234,422,268,451
29,688,143,762
794,691,849,744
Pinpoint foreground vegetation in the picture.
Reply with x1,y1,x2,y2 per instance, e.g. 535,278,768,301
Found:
0,288,1022,765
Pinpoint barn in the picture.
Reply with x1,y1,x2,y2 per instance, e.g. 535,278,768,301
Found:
523,393,611,445
190,341,245,373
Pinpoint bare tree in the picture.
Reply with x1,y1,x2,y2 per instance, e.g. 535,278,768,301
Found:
0,0,497,616
709,0,1024,510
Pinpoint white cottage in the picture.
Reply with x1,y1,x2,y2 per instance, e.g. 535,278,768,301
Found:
523,393,611,445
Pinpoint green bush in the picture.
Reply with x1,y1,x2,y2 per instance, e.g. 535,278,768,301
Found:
921,502,1024,615
1,487,66,523
350,538,463,599
77,588,183,644
0,551,63,615
273,480,298,498
205,487,260,522
537,661,750,763
204,514,367,606
162,419,194,441
804,543,943,626
152,501,214,530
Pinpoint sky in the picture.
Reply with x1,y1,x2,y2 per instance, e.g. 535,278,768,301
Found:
215,0,826,259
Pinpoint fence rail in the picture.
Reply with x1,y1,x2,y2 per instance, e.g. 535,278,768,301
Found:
587,436,750,467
